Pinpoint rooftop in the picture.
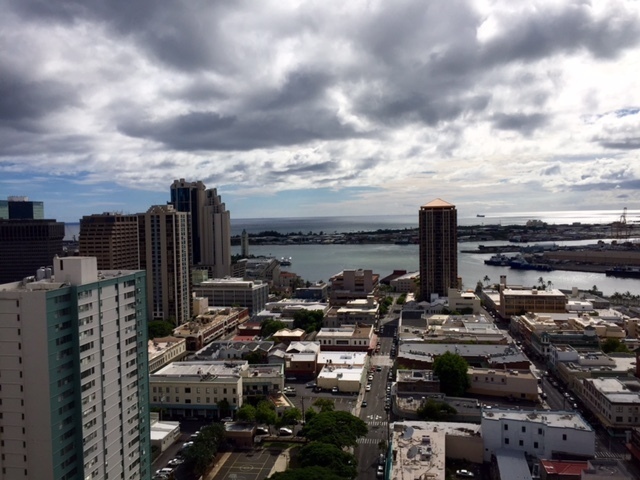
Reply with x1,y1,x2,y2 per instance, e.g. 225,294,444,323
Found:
152,361,249,380
482,409,593,431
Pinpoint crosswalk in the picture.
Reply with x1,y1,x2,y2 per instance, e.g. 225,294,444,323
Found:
367,421,388,428
358,437,386,445
595,451,630,460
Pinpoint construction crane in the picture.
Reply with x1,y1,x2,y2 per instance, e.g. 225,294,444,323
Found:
612,207,630,239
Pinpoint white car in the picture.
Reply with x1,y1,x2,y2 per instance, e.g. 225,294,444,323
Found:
456,469,475,478
365,384,371,391
368,375,374,381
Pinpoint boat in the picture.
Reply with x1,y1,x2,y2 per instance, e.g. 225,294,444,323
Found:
484,254,512,266
605,266,640,278
279,257,292,266
477,214,485,217
509,255,553,271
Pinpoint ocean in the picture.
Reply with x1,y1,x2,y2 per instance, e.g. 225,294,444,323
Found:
63,210,640,296
64,209,640,239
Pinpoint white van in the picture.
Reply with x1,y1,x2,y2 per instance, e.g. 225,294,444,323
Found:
279,427,293,436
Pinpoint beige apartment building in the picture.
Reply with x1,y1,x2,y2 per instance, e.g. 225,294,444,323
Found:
468,368,539,401
580,377,640,430
500,287,567,317
316,324,376,352
329,269,379,305
148,336,188,373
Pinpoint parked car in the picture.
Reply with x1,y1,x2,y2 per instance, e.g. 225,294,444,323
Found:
286,376,297,381
256,426,270,435
167,458,183,467
377,465,384,478
362,401,368,407
378,453,385,465
456,469,475,478
279,427,293,436
365,384,371,391
306,381,317,388
368,375,374,381
332,386,339,393
376,366,382,372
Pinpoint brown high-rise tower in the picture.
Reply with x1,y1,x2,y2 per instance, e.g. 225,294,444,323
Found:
79,213,140,270
418,198,458,301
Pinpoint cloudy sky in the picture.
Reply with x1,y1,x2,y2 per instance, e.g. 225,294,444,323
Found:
2,0,640,222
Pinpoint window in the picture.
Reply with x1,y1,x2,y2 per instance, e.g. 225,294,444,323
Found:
538,428,542,435
518,440,523,446
504,438,509,445
504,425,508,431
534,442,539,448
562,434,567,441
521,426,526,433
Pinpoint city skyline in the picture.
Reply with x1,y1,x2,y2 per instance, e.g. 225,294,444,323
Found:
2,1,640,223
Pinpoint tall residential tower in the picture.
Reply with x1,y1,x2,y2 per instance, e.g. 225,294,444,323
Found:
418,198,458,301
170,179,232,278
139,205,191,324
0,257,150,480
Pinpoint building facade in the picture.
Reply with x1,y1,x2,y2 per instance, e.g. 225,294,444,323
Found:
0,196,44,219
170,179,232,278
79,213,140,270
0,218,65,284
418,199,458,301
0,257,150,480
192,278,269,315
481,410,595,462
139,205,192,324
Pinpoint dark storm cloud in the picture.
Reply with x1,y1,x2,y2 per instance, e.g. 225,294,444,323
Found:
491,113,549,134
541,164,561,176
119,108,362,151
0,70,76,126
481,3,640,64
599,139,640,150
10,0,237,72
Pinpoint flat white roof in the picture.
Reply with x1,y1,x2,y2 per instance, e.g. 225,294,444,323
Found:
152,361,247,378
482,409,593,431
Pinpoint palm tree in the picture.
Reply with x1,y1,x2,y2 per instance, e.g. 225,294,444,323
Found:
483,275,490,287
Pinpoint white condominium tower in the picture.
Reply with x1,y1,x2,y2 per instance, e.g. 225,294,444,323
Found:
0,257,151,480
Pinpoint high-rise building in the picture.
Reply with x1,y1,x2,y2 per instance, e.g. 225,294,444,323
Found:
170,179,232,278
418,198,458,301
241,229,250,258
79,213,140,270
0,219,65,284
0,257,150,480
139,205,191,324
0,196,44,219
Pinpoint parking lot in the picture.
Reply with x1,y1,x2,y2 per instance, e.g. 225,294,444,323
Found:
212,449,281,480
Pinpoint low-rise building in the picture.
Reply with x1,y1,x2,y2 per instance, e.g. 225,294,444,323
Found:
173,306,250,350
550,347,635,391
272,328,307,344
316,324,376,352
149,412,181,453
500,287,567,317
317,351,368,374
148,336,188,373
294,282,328,301
396,370,440,396
448,288,482,314
390,271,419,293
194,340,274,363
468,368,539,401
329,269,379,306
389,421,484,480
335,295,379,326
150,361,286,420
397,343,529,369
481,409,595,462
192,277,269,314
316,365,366,393
580,377,640,431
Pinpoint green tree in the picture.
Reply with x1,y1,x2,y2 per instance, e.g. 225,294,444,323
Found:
297,443,357,479
279,407,302,427
416,398,457,421
217,399,231,419
312,398,335,412
262,319,287,338
147,320,175,339
432,351,470,397
183,423,226,476
256,400,277,427
483,275,490,286
269,466,346,480
601,338,630,354
237,403,256,422
244,351,264,364
292,310,325,333
300,410,368,448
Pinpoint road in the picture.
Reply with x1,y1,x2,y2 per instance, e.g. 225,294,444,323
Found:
355,330,395,479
